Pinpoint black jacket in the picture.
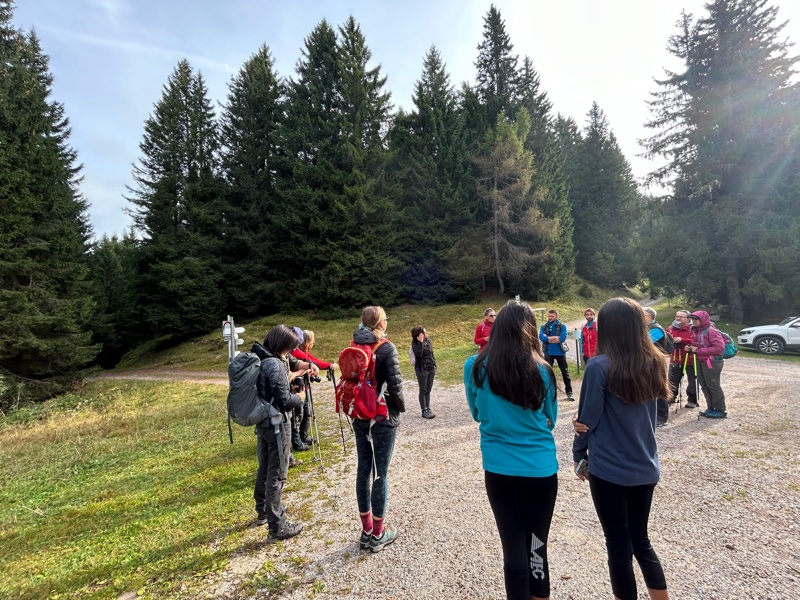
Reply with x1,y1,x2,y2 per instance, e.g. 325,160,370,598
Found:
352,326,406,426
412,338,437,371
251,342,303,416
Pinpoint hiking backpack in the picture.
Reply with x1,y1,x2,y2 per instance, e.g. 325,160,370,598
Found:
720,331,739,359
650,323,675,355
226,351,282,443
335,339,389,421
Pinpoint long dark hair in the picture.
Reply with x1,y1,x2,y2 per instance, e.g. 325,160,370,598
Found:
596,298,669,405
264,325,300,358
472,300,554,411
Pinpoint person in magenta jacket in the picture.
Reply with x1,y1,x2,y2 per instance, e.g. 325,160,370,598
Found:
686,311,727,419
474,308,495,351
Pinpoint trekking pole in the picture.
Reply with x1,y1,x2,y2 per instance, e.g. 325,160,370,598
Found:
306,377,324,471
575,329,581,373
693,352,701,420
329,368,348,454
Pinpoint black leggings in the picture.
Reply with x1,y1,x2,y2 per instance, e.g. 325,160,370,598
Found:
485,471,558,600
588,474,667,600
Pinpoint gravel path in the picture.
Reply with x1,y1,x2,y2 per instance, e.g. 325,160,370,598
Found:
196,354,799,600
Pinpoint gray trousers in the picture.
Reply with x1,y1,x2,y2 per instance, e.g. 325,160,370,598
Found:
697,358,726,412
254,419,290,530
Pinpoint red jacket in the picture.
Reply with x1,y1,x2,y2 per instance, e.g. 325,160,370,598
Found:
474,319,493,351
665,323,692,365
291,348,333,370
581,320,598,358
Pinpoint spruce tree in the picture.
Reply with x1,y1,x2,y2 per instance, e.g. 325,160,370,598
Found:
278,18,401,309
475,5,519,128
218,45,285,316
643,0,800,320
388,46,477,301
0,1,98,404
127,59,225,336
569,103,641,287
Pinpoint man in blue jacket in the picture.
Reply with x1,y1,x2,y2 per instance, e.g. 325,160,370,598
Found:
539,309,574,400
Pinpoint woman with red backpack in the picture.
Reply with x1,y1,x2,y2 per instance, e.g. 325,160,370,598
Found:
350,306,405,553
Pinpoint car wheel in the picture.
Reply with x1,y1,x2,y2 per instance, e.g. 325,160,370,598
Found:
755,336,785,355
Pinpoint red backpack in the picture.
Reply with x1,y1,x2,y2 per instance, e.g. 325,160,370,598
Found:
335,339,389,421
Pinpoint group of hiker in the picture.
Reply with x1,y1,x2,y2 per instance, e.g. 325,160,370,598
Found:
244,298,731,599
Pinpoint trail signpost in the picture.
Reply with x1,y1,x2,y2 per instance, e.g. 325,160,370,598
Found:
222,315,245,363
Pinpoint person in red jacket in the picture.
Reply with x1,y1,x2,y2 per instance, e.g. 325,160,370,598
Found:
581,308,598,364
474,308,495,351
290,330,337,449
665,310,697,408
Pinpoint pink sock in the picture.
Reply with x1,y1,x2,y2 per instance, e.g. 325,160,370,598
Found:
359,511,373,534
372,516,384,538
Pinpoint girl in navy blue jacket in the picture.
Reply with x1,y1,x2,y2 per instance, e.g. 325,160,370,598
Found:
572,298,671,600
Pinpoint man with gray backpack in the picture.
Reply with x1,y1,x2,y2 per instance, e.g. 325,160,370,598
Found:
228,325,309,541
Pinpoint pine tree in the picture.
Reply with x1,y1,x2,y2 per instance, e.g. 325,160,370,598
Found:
126,59,225,336
278,17,401,309
0,1,98,404
642,0,800,320
218,45,285,316
513,57,575,296
475,5,519,128
473,112,542,294
88,233,141,367
569,103,641,287
388,46,477,301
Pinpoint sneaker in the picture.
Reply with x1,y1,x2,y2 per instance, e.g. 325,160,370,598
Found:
685,402,698,409
656,420,667,427
369,526,398,553
256,513,269,526
704,409,728,419
359,530,372,550
422,409,436,419
566,392,575,401
268,521,303,542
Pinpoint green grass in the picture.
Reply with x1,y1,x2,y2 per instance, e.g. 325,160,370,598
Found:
0,380,348,599
112,288,624,385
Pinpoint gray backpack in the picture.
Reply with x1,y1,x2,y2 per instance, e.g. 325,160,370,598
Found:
226,352,281,443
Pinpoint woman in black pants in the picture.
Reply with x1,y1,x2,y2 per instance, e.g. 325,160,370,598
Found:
572,298,671,600
464,300,558,600
411,325,436,418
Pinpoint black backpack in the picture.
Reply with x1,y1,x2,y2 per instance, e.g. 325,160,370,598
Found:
650,323,675,355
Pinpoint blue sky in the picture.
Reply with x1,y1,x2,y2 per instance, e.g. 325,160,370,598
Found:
12,0,800,239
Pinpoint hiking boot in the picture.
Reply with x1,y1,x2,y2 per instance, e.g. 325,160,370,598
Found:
704,409,727,419
292,442,310,452
369,526,398,553
685,402,698,409
256,513,269,526
359,530,372,550
566,392,575,401
268,521,303,542
301,437,317,445
289,455,303,468
422,409,435,419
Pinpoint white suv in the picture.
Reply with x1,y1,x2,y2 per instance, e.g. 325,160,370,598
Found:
738,316,800,355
